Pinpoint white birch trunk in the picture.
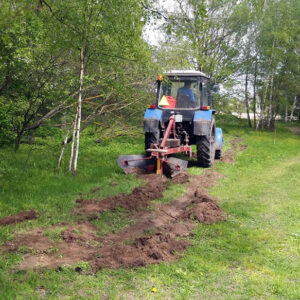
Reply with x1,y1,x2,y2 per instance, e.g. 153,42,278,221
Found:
58,127,71,169
253,58,258,129
245,71,252,128
257,81,268,130
267,73,274,129
73,47,85,175
289,96,297,122
69,109,78,171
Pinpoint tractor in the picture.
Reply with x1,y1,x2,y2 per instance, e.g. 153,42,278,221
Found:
118,70,223,176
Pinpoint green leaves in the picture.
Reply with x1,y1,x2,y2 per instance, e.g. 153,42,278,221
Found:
0,0,157,150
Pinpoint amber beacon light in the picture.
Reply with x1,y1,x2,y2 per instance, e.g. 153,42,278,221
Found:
157,74,164,81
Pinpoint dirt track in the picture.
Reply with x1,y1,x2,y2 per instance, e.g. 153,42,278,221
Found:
1,138,246,272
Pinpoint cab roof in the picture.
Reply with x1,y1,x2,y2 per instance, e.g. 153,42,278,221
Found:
166,70,210,79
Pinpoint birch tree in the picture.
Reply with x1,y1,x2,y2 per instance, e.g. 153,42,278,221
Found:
39,0,151,173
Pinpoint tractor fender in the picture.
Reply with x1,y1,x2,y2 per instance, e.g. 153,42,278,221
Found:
143,108,162,133
215,127,223,150
193,110,214,136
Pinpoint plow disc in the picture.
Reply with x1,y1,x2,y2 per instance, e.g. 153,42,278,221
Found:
117,155,188,176
117,155,156,174
164,157,188,177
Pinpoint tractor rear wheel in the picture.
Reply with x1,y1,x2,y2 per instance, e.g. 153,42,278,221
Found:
196,120,216,167
145,132,159,152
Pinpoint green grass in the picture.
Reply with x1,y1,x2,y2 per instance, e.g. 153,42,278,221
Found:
0,117,300,299
154,182,187,204
45,226,67,242
90,207,135,236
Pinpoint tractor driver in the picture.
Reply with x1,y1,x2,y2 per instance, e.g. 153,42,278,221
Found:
177,80,196,104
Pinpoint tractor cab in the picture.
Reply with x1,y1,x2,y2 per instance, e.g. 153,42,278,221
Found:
156,70,211,110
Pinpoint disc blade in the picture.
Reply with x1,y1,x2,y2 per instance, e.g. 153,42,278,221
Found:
117,155,156,174
164,157,188,177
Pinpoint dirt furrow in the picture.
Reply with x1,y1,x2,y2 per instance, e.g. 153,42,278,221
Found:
1,138,246,272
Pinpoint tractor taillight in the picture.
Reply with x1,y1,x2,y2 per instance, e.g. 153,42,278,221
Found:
148,104,156,109
157,74,164,81
201,106,210,110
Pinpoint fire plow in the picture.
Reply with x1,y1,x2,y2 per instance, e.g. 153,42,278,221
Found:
118,115,191,177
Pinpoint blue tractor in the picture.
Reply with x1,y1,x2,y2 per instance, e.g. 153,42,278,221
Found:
118,70,223,176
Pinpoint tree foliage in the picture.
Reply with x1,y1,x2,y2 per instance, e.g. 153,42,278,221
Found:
0,0,299,161
156,0,300,128
0,0,156,153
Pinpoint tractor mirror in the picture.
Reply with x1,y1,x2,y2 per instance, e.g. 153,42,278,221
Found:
212,84,220,93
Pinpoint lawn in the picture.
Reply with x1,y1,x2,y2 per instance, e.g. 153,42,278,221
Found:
0,116,299,299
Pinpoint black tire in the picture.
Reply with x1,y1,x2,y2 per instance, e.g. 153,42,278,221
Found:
215,149,222,159
145,132,159,152
196,119,216,167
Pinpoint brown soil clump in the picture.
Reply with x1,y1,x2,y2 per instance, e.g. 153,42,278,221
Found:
171,171,189,184
1,228,52,253
0,210,37,226
92,232,188,269
183,189,225,224
1,222,100,270
16,243,96,271
75,174,168,217
60,221,99,244
187,202,224,224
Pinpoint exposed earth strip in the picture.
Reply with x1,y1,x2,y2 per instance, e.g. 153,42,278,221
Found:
1,138,247,272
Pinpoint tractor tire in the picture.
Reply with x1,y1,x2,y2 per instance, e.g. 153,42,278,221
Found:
196,119,216,168
145,132,159,153
215,149,222,159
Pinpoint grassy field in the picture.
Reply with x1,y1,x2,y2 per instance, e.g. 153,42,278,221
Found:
0,116,300,299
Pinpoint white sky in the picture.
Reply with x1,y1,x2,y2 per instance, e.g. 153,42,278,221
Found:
142,0,247,102
142,0,178,46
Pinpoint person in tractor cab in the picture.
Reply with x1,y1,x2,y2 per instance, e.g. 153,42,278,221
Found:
177,80,196,104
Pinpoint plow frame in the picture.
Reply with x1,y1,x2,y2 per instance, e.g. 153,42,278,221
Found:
120,115,192,176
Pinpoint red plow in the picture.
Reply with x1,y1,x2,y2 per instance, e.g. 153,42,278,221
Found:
118,116,191,176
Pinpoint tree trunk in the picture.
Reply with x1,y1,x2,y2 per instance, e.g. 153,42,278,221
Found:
257,79,269,130
26,101,66,131
58,127,71,168
267,75,274,130
14,131,23,152
253,59,257,128
68,108,78,171
289,96,297,122
270,102,280,131
245,70,252,128
267,40,276,130
285,104,288,122
72,47,85,175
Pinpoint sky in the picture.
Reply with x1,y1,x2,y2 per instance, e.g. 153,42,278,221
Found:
142,0,178,46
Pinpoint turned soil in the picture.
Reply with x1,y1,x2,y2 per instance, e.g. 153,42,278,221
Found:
1,138,245,272
0,210,37,226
